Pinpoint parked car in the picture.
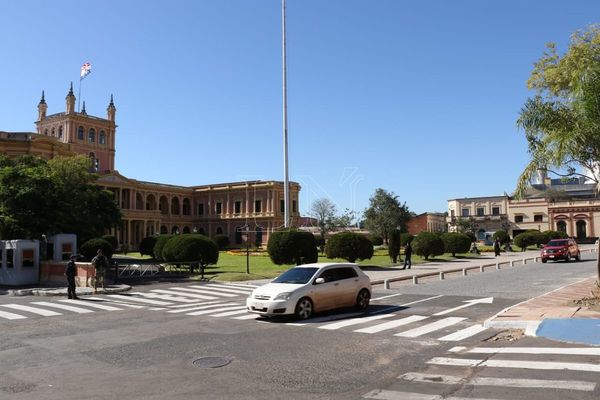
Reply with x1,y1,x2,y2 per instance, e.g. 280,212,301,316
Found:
246,263,371,320
541,238,581,263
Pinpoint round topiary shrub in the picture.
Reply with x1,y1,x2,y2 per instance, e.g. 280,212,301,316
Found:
369,235,384,246
325,232,374,263
153,234,173,261
101,235,119,251
267,230,318,265
441,232,471,257
513,231,540,250
544,230,568,243
80,238,113,261
139,236,158,257
213,234,230,250
492,230,510,245
412,231,444,260
161,234,219,265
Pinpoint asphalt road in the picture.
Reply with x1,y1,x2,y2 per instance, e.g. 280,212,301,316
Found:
0,257,598,400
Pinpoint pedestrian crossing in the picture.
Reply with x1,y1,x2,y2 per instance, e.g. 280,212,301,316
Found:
0,288,496,344
361,344,600,399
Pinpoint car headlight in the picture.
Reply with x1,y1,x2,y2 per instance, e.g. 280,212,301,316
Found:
274,292,292,301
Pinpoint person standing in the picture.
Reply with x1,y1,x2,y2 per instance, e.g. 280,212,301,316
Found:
493,238,501,257
65,254,79,300
402,242,412,270
91,249,108,292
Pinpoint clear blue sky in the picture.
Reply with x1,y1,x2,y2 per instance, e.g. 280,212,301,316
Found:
1,0,598,217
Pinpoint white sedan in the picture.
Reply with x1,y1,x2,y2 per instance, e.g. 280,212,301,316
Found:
246,262,372,319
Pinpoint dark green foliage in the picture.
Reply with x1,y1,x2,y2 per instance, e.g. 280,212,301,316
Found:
161,234,219,265
363,188,411,243
400,233,414,246
544,230,569,242
0,155,121,242
314,235,326,253
412,232,445,260
513,230,545,250
441,232,471,257
153,234,173,261
388,229,401,263
213,234,230,250
369,235,384,246
325,232,374,263
139,236,158,257
464,231,477,243
80,238,113,261
101,235,119,251
492,230,510,245
267,230,319,265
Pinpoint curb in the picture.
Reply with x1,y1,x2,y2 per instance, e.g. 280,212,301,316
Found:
8,284,132,297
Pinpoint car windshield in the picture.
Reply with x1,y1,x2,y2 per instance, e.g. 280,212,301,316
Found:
273,267,319,284
547,240,569,247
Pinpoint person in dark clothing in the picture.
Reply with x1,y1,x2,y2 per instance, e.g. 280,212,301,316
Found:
402,242,412,270
493,238,501,257
65,254,79,300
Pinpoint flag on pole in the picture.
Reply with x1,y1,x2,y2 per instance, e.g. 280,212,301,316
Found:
80,62,92,79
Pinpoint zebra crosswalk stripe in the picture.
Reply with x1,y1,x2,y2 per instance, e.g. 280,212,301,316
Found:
455,346,600,356
0,310,27,320
395,317,466,338
186,305,246,316
210,309,249,317
221,283,259,288
31,301,94,314
194,284,253,295
58,299,122,311
168,302,239,314
363,389,500,400
233,314,260,320
398,372,596,391
437,324,487,341
168,301,224,308
354,315,428,334
149,289,218,300
426,357,600,372
1,304,62,316
108,295,172,306
129,292,198,303
86,297,146,308
165,287,237,298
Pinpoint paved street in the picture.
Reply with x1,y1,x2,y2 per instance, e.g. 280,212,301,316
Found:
1,257,598,399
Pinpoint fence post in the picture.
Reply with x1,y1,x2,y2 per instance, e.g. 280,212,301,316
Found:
384,279,390,290
413,276,418,285
510,260,515,267
480,265,484,272
439,272,445,280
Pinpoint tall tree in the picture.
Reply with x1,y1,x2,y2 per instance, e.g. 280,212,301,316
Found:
0,155,121,243
516,25,600,281
363,188,411,243
310,198,337,240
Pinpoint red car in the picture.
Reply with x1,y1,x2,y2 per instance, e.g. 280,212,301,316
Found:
541,238,581,263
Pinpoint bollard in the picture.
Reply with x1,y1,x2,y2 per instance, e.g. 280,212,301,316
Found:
510,260,515,267
480,265,484,272
413,276,418,285
439,272,445,280
496,262,500,270
462,268,467,276
523,259,527,265
384,279,390,290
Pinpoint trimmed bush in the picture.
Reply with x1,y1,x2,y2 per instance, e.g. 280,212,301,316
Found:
153,234,173,261
139,236,158,257
412,231,445,260
492,230,510,245
369,235,384,246
161,234,219,265
213,234,230,250
267,230,318,265
80,238,113,261
388,229,401,263
326,232,374,263
101,235,119,251
441,232,471,257
314,235,326,253
544,230,568,243
513,230,544,250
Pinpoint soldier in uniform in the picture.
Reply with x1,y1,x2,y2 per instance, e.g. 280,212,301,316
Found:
91,249,108,292
65,254,79,299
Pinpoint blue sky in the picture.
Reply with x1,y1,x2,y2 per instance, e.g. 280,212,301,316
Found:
0,0,598,217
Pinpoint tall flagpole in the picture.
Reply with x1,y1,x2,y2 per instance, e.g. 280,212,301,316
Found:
77,78,82,112
282,0,290,228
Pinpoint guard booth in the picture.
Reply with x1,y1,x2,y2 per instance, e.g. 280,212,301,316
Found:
0,240,40,286
46,234,77,261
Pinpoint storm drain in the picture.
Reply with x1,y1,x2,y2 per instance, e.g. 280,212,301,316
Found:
192,356,233,368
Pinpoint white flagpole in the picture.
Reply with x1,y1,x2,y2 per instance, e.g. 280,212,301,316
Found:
78,77,82,113
282,0,290,228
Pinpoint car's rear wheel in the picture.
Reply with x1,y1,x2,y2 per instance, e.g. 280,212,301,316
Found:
576,252,581,261
295,297,313,320
565,254,571,262
356,289,370,311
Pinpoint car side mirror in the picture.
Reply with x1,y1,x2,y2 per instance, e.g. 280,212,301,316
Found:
314,277,325,284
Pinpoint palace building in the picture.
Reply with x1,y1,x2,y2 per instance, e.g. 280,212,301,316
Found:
0,85,301,249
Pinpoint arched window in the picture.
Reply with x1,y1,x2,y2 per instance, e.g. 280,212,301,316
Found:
171,226,179,234
160,225,168,234
183,226,190,234
58,126,63,139
99,130,106,145
136,193,144,210
197,227,206,235
146,194,156,210
557,221,567,233
77,126,84,140
51,128,55,137
216,227,223,235
171,197,180,215
88,128,96,143
576,220,587,239
182,198,191,215
44,129,48,136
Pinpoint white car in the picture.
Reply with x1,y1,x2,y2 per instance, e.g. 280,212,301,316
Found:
246,262,372,319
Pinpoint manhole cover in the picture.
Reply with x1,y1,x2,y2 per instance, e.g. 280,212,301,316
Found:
192,356,233,368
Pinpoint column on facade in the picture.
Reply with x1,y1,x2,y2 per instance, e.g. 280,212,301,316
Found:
118,189,122,210
245,189,250,217
226,191,230,216
569,214,575,237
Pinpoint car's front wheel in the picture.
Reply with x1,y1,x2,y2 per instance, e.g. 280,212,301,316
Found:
541,259,547,263
356,289,370,311
295,297,313,320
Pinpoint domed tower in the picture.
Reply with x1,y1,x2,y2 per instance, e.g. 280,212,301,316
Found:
35,85,117,173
